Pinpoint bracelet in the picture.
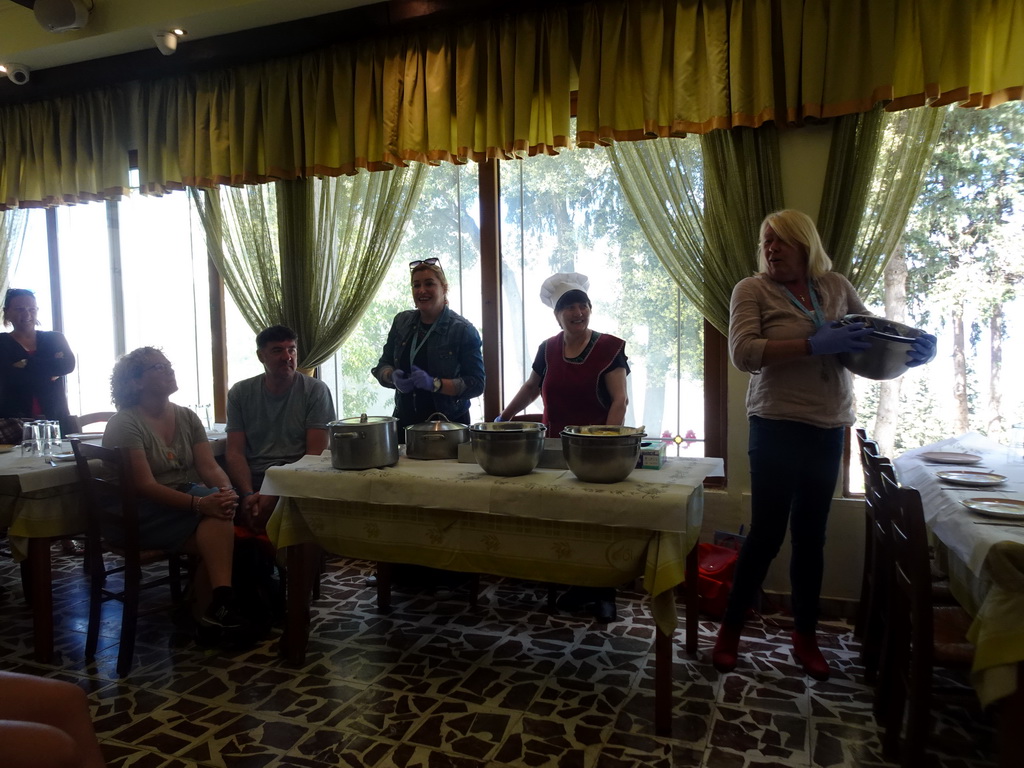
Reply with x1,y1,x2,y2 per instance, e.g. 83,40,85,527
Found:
191,495,201,515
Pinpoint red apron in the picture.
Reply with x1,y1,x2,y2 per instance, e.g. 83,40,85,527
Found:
541,332,624,435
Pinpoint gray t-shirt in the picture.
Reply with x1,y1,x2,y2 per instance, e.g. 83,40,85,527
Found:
103,403,207,488
226,373,335,474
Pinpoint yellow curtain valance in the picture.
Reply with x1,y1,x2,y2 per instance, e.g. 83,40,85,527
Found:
134,9,573,194
576,0,1024,145
1,0,1022,208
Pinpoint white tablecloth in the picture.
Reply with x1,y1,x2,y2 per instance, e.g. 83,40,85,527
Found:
895,432,1024,708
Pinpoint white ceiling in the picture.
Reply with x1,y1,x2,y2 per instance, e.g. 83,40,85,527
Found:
0,0,374,71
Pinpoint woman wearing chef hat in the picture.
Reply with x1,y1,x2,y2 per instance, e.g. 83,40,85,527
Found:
497,272,630,622
497,272,629,436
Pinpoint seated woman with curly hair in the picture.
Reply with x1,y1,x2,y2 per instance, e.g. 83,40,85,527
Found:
104,347,243,630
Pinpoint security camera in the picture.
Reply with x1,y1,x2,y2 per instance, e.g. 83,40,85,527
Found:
3,64,31,86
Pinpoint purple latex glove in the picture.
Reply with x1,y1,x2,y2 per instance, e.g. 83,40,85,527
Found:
493,415,507,422
906,333,937,367
410,365,435,392
808,321,872,356
391,369,414,393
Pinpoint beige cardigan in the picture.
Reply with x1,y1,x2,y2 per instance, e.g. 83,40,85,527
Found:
729,272,869,429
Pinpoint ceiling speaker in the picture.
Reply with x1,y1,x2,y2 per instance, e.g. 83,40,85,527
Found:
34,0,92,33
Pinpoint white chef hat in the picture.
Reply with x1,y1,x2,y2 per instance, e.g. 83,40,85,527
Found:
539,272,590,310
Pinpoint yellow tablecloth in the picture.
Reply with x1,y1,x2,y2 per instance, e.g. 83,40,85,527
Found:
895,433,1024,708
264,455,722,636
0,449,85,561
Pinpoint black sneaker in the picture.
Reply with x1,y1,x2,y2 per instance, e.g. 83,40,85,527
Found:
201,600,246,629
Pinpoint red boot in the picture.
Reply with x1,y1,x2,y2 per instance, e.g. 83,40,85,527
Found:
712,624,742,672
791,630,830,681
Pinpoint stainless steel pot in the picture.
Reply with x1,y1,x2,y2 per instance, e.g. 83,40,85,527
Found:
329,414,399,469
405,412,469,460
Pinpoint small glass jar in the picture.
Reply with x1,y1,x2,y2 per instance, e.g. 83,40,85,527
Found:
1008,423,1024,464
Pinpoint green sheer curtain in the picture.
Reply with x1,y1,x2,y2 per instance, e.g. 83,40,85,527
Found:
0,208,27,292
192,165,425,369
606,124,783,334
819,105,947,292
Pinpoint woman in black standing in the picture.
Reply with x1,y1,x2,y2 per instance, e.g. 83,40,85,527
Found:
0,288,76,435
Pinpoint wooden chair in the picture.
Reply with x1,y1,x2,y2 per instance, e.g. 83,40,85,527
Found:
68,412,115,434
854,433,893,683
71,439,191,676
877,472,974,768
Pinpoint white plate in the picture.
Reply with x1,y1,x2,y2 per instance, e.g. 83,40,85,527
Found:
66,432,103,440
962,497,1024,520
919,451,983,465
936,470,1006,487
50,452,76,462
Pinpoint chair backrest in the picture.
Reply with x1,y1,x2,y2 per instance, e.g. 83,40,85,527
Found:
880,472,934,634
69,411,115,434
71,440,142,560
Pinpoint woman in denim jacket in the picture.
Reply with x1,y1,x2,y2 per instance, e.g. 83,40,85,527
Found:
372,258,484,439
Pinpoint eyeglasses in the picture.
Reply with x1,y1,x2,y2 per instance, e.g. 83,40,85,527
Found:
409,257,441,271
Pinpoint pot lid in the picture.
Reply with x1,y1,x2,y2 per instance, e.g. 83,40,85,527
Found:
408,413,468,432
333,414,396,425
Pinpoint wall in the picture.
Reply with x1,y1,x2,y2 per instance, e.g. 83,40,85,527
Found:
700,120,865,614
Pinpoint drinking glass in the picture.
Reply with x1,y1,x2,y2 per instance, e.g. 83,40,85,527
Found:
42,420,61,456
21,421,41,456
1008,423,1024,464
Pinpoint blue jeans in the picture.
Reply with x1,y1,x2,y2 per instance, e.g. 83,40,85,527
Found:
723,416,845,634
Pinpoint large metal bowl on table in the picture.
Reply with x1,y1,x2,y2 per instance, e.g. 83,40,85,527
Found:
561,425,646,483
837,314,926,381
469,422,547,476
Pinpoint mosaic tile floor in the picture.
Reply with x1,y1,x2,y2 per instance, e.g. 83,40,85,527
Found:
0,543,999,768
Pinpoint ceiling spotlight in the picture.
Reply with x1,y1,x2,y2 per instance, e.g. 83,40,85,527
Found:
154,28,187,56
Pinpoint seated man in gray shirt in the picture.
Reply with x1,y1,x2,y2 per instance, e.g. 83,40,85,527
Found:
226,325,336,525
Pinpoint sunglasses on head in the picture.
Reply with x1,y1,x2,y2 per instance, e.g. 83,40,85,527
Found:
409,257,441,271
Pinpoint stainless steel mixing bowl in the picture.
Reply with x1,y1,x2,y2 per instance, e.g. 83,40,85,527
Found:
837,314,926,381
469,422,547,476
561,426,646,483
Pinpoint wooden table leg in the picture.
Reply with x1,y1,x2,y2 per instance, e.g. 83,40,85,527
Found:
655,623,673,737
29,537,54,663
280,543,315,665
685,542,699,656
376,562,392,609
996,664,1024,768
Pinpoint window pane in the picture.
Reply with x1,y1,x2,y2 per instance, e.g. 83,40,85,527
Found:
7,209,52,329
499,137,706,456
119,190,213,414
854,101,1024,456
55,202,118,415
319,163,483,424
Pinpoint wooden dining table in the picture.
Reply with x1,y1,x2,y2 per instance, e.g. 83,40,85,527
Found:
0,441,89,662
0,429,228,663
263,452,724,737
894,432,1024,715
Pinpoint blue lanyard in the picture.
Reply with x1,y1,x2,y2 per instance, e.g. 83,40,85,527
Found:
782,282,826,329
409,312,440,365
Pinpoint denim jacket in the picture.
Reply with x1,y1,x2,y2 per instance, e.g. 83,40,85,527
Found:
372,306,485,420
